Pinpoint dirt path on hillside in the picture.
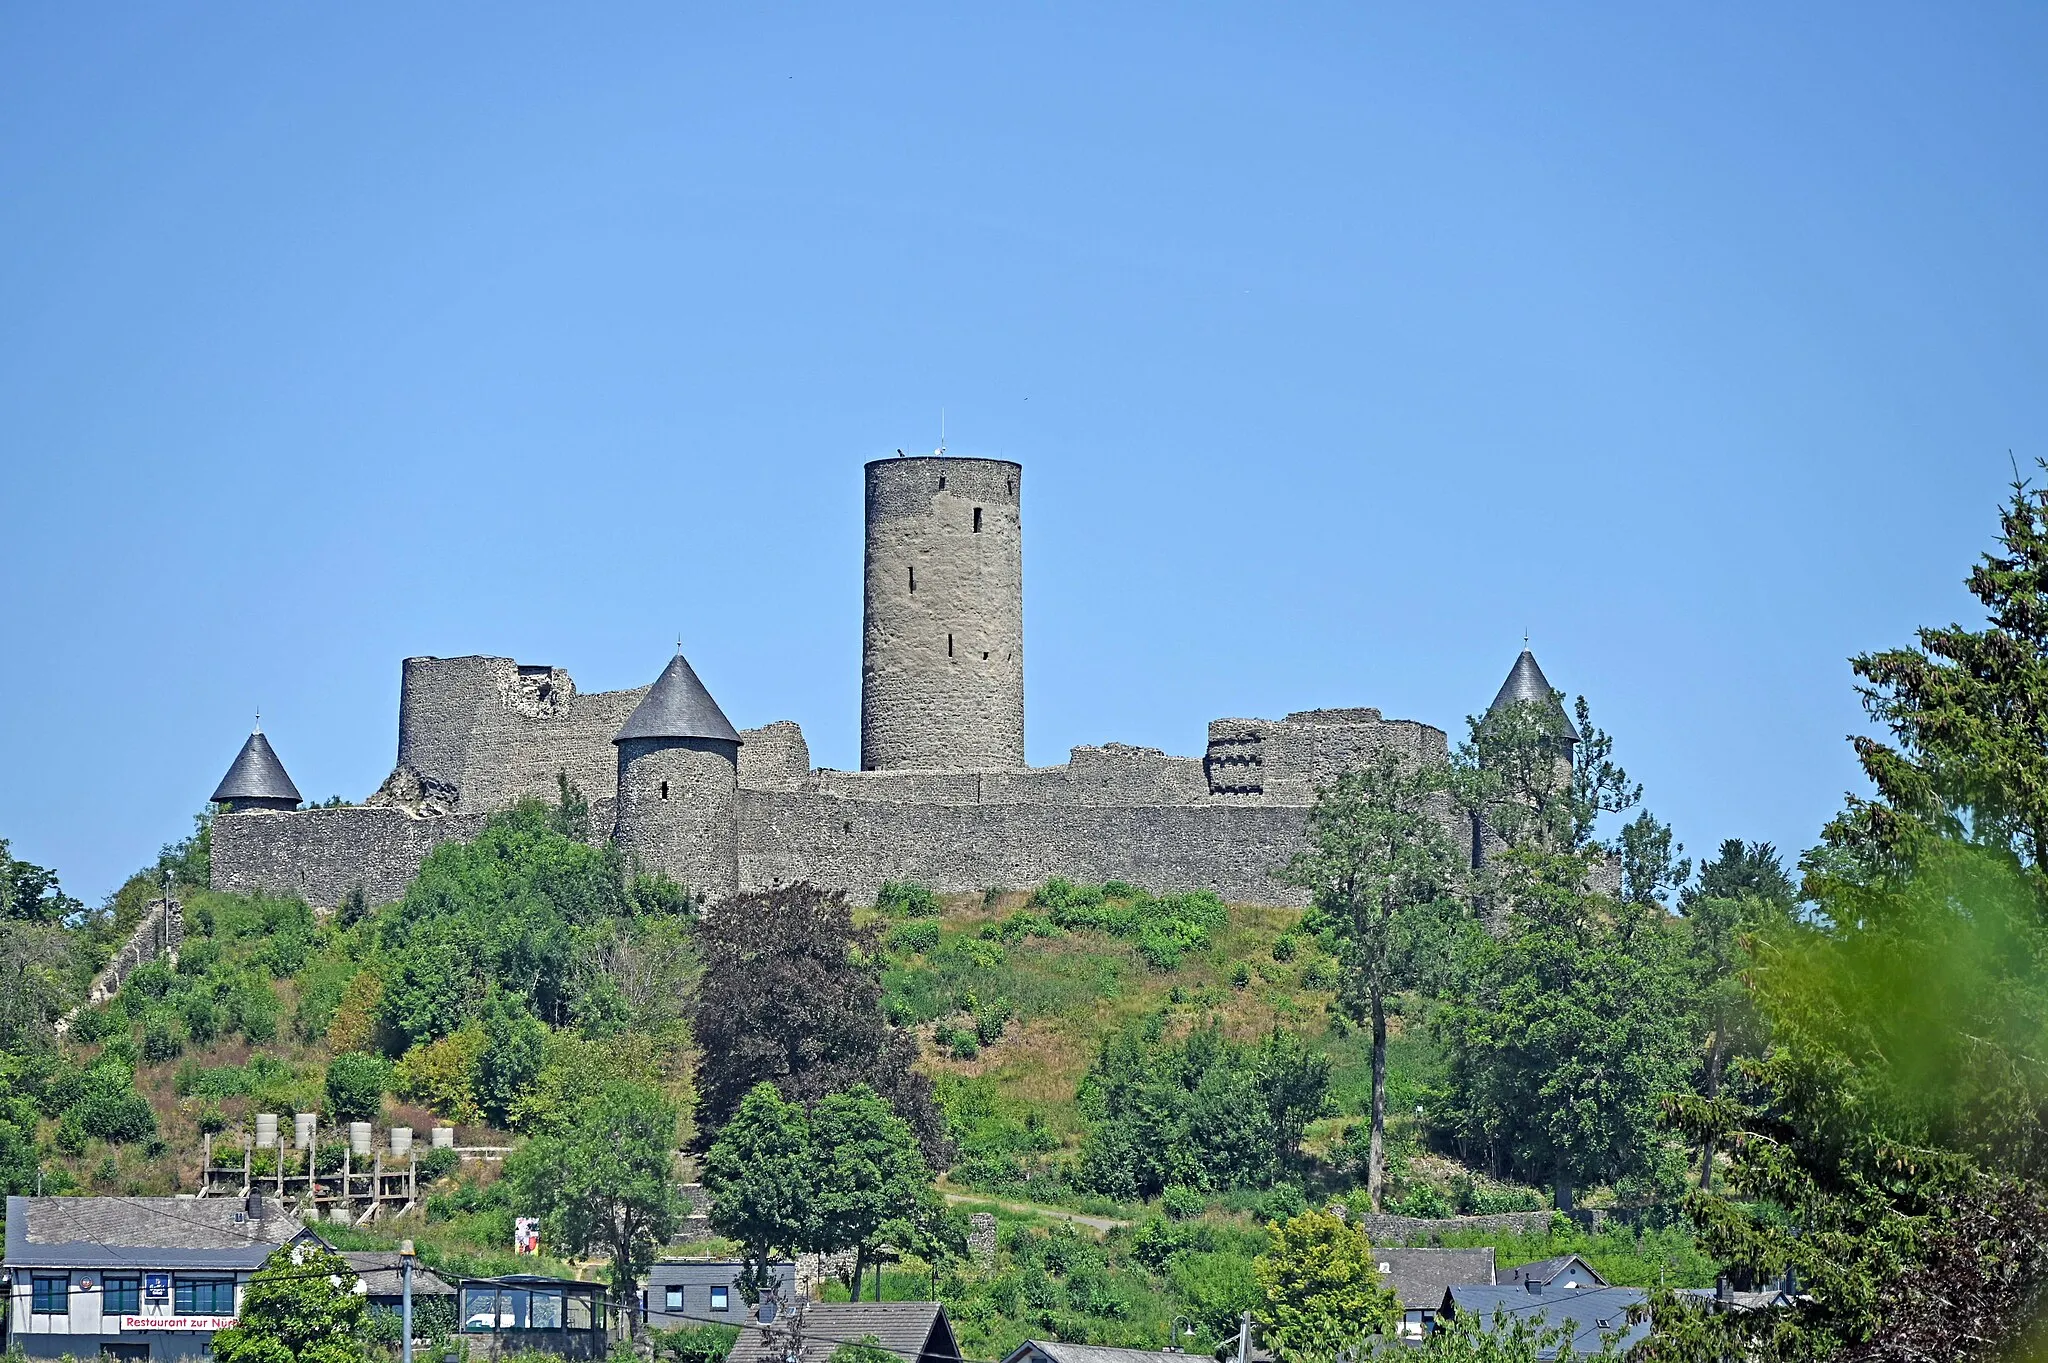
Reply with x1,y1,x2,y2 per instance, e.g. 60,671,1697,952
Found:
938,1187,1131,1233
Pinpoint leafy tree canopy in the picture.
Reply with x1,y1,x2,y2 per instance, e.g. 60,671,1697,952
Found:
212,1240,370,1363
690,882,945,1161
1251,1207,1398,1363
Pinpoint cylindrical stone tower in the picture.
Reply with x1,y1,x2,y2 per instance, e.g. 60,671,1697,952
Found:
861,455,1025,771
613,651,741,902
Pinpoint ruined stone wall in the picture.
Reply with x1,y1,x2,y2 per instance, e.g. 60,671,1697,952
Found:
735,790,1315,905
383,655,645,813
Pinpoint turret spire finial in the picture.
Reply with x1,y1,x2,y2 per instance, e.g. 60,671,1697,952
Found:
254,709,262,733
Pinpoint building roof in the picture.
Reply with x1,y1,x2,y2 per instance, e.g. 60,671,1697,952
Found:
5,1195,318,1271
614,651,740,745
1001,1343,1199,1363
1488,650,1580,742
340,1251,457,1297
1374,1246,1497,1310
727,1302,960,1363
1500,1254,1606,1288
1443,1285,1648,1359
210,729,303,804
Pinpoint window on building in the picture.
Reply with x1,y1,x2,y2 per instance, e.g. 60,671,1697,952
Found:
529,1289,564,1330
660,780,668,801
710,1287,729,1312
664,1286,682,1311
566,1295,593,1331
174,1279,235,1315
32,1276,68,1315
938,475,946,489
1006,477,1014,496
104,1277,142,1314
909,566,916,593
947,634,954,657
463,1286,504,1332
973,507,982,532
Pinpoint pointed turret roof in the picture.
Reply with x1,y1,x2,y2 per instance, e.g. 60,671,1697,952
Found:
614,650,740,745
211,727,303,804
1489,649,1580,741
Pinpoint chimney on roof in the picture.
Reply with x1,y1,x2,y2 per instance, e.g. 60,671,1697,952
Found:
247,1190,264,1219
1525,1279,1542,1295
1716,1276,1732,1304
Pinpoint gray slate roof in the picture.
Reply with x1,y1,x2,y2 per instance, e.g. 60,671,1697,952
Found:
1374,1246,1497,1310
727,1302,959,1363
1002,1343,1198,1363
5,1195,318,1270
614,652,740,745
1500,1254,1606,1288
1444,1285,1648,1359
211,730,303,804
1488,650,1581,741
340,1251,457,1298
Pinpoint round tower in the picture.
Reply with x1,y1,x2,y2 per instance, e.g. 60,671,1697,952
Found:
612,650,741,902
211,723,303,815
861,455,1025,771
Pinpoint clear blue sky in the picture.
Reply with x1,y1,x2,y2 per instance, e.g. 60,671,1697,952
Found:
4,5,2043,903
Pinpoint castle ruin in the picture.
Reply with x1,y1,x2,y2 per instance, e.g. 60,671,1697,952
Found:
210,455,1567,908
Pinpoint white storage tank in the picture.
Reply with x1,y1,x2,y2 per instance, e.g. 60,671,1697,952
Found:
389,1126,413,1156
348,1121,372,1156
294,1113,317,1149
431,1126,455,1149
253,1113,278,1148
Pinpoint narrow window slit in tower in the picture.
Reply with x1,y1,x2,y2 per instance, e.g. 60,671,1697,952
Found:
660,781,668,801
1007,478,1014,497
939,475,946,490
973,507,982,532
909,566,915,593
982,652,989,660
948,634,954,657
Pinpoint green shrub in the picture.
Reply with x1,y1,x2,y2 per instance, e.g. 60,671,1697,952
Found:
325,1052,390,1122
55,1113,87,1155
650,1323,741,1363
1391,1183,1451,1218
72,1063,156,1143
1258,1183,1307,1221
876,880,942,917
949,1031,980,1060
418,1146,461,1182
180,993,220,1044
226,975,279,1043
886,919,942,954
1162,1184,1206,1219
973,1003,1013,1046
1271,934,1297,962
140,1012,184,1064
194,1102,228,1134
1229,962,1252,989
126,959,177,1000
67,1004,115,1044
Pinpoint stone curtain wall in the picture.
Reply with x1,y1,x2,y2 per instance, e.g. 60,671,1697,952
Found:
736,790,1315,906
211,806,491,908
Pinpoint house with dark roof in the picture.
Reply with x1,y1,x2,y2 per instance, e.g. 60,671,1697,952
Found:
4,1194,323,1362
1440,1284,1648,1360
1371,1246,1497,1338
644,1259,795,1331
338,1251,457,1315
1001,1342,1203,1363
725,1301,960,1363
1498,1255,1606,1290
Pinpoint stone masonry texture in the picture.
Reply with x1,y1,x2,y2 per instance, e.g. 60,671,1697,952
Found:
208,455,1487,911
861,456,1025,772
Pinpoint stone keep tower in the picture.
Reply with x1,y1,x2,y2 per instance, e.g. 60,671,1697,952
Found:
612,650,741,900
861,455,1025,771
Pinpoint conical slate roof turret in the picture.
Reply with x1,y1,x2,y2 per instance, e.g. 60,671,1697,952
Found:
1489,649,1580,741
614,649,741,745
211,726,303,805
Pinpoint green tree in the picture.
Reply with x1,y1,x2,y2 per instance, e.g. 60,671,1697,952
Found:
477,989,547,1127
1618,810,1689,907
1251,1207,1398,1363
0,838,83,924
1680,839,1796,911
703,1082,817,1297
211,1240,369,1363
690,882,945,1161
809,1084,934,1301
1279,751,1463,1209
1436,852,1692,1210
323,1052,388,1123
509,1080,685,1333
1827,465,2048,874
